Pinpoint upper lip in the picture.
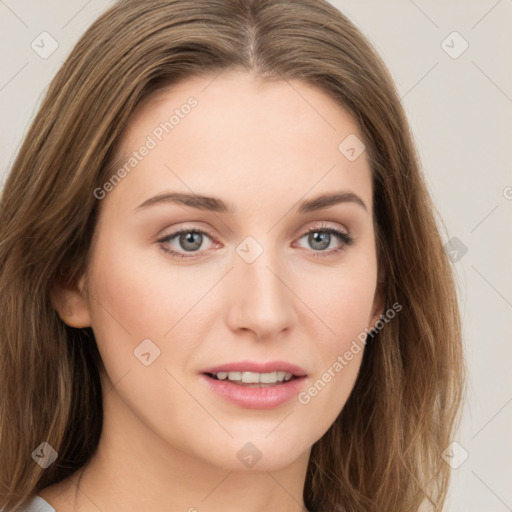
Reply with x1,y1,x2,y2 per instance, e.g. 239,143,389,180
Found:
201,360,307,377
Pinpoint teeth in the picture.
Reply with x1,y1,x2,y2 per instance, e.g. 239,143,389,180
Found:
213,371,294,383
242,371,261,383
259,371,277,383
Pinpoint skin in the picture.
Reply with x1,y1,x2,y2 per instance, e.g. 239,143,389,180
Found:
43,70,384,511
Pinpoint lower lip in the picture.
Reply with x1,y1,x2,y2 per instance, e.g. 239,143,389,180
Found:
201,374,307,409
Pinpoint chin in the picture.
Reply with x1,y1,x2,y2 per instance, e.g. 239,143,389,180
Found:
200,433,312,472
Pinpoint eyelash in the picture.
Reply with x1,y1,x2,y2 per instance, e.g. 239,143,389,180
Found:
157,223,354,260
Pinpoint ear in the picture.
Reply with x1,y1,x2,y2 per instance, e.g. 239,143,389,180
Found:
50,274,92,328
367,277,386,331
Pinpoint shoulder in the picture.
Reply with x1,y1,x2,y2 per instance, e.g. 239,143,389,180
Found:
18,496,56,512
36,475,81,512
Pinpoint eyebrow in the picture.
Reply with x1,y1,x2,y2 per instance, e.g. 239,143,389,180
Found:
134,190,368,215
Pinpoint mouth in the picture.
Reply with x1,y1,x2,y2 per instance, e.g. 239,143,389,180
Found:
200,361,308,408
204,370,301,387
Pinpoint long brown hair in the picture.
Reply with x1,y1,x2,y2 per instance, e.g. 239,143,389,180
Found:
0,0,465,510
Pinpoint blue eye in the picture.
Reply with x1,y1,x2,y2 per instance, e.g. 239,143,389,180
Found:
158,223,353,259
295,224,353,257
159,229,214,258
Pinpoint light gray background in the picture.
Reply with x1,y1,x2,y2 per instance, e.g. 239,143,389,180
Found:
1,1,511,510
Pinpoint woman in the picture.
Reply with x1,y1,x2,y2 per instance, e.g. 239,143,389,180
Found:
0,0,465,510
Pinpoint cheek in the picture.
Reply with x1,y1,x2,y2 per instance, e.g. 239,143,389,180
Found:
84,238,215,445
85,233,175,375
87,231,196,338
293,255,377,419
85,232,220,391
298,255,378,352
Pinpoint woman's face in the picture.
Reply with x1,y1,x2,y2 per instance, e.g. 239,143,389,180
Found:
74,71,383,471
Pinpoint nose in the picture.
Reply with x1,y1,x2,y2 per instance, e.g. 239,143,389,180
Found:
225,241,298,341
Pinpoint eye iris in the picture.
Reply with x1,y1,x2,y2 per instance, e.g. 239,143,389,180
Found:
179,232,203,251
309,231,330,250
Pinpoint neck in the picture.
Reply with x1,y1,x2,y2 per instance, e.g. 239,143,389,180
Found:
56,384,311,512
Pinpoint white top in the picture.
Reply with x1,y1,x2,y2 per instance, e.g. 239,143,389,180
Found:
20,496,56,512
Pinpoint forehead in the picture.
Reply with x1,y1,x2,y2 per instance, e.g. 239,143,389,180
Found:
103,71,372,215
